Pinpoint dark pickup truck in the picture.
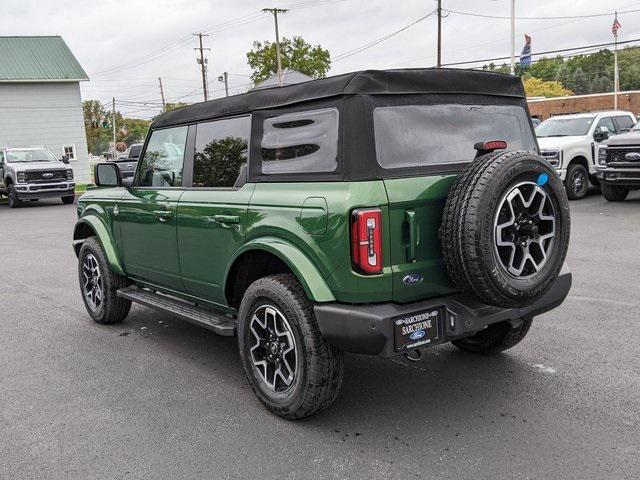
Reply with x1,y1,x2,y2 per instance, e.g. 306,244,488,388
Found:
112,143,142,186
597,123,640,201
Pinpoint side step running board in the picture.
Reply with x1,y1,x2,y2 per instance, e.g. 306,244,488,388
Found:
117,286,236,336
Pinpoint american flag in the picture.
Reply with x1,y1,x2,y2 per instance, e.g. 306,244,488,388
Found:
612,14,621,37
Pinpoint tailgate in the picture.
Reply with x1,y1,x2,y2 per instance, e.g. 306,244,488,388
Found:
383,175,458,303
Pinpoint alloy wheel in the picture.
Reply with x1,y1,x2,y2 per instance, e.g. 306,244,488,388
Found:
494,182,556,278
82,253,104,311
249,305,298,393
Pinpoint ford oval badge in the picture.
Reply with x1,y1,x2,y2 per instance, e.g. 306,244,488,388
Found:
403,273,424,285
625,152,640,162
410,330,426,341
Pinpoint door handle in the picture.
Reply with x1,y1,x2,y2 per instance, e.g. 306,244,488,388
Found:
153,210,174,222
405,209,418,262
212,214,240,225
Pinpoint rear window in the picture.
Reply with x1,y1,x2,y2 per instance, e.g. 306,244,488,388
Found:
260,108,338,174
373,104,536,169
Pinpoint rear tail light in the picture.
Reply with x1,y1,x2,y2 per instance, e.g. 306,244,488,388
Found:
474,140,507,154
351,208,383,275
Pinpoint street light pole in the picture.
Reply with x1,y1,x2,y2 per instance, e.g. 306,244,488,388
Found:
510,0,516,75
437,0,442,68
263,8,288,86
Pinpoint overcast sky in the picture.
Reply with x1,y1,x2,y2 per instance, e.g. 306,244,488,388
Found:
2,0,639,118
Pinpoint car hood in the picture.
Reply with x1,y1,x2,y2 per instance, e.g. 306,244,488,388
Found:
8,161,68,171
537,135,587,150
603,131,640,147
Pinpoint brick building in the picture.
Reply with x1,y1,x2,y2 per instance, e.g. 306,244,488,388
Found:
528,90,640,121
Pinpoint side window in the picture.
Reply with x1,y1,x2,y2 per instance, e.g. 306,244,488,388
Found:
193,116,250,188
261,108,338,174
614,115,635,133
137,126,188,187
596,116,616,134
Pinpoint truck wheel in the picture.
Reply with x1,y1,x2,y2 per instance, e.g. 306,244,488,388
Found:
601,183,629,202
440,150,570,309
237,274,344,420
7,185,23,208
78,237,131,324
452,318,533,355
564,163,589,200
62,195,75,205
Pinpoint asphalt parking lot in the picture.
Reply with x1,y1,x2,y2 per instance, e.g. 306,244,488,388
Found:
1,191,639,480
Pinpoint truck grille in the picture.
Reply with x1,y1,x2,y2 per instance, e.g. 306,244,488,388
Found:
25,170,67,183
606,147,640,165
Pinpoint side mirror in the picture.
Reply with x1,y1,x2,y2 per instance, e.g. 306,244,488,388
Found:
594,129,609,142
94,162,122,187
61,155,70,164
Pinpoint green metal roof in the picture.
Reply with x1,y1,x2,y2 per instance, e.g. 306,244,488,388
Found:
0,36,88,82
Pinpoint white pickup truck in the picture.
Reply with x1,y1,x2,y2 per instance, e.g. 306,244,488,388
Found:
536,110,637,199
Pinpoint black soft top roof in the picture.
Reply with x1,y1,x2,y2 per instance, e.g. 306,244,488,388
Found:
151,68,525,129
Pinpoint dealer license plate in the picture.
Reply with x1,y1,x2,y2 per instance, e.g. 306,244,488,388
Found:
394,308,441,352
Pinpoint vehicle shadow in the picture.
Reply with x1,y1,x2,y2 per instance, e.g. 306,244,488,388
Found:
116,305,549,440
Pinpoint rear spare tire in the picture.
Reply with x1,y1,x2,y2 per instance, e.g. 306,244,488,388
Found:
440,150,570,308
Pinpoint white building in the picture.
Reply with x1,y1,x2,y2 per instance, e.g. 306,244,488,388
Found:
0,36,91,182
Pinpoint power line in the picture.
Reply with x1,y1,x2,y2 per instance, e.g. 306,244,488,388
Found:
333,10,437,62
439,37,640,68
442,6,640,20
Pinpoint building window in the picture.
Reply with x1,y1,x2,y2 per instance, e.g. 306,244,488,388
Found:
63,145,76,160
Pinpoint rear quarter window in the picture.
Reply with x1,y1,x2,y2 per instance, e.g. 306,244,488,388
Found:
373,104,536,169
260,108,339,174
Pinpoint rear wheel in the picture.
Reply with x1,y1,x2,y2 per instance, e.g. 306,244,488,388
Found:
62,195,75,205
452,318,533,355
601,183,629,202
7,185,22,208
78,237,131,324
564,163,589,200
237,274,344,420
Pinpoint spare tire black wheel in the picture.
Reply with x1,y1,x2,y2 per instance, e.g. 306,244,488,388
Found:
440,150,570,309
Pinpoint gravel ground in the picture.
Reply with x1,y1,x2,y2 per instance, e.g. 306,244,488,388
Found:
1,190,639,480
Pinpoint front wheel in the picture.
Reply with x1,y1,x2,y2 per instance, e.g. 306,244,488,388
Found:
564,164,589,200
7,185,23,208
452,318,533,355
78,237,131,324
237,274,344,420
62,195,75,205
601,183,629,202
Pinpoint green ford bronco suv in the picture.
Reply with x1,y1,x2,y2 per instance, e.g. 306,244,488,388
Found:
73,69,572,419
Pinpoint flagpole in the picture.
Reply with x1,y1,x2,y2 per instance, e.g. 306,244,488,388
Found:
614,11,619,110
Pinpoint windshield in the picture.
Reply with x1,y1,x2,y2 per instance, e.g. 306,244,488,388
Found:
6,148,58,163
374,104,536,169
536,117,594,137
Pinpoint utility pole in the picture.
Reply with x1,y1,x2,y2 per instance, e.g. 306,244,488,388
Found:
218,72,229,97
112,97,116,159
613,11,621,109
194,33,211,101
510,0,516,75
436,0,442,68
158,77,166,109
262,8,288,86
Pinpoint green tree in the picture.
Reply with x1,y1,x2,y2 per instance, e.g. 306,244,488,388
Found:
246,36,331,84
571,67,589,94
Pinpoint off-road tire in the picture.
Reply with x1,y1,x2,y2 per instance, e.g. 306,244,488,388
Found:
7,185,23,208
440,150,570,308
564,163,589,200
452,318,533,355
78,236,131,324
62,195,75,205
601,183,629,202
237,274,344,420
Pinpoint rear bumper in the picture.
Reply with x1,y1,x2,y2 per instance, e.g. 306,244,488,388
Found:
14,182,75,199
314,264,572,358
